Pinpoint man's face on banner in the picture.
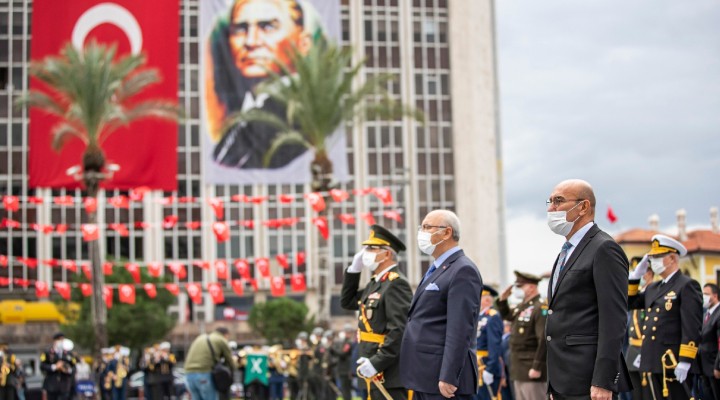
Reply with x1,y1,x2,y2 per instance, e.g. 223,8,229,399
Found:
229,0,305,78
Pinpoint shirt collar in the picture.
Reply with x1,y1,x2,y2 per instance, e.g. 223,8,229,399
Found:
433,246,461,268
568,221,594,248
662,270,678,284
372,264,397,281
709,302,720,315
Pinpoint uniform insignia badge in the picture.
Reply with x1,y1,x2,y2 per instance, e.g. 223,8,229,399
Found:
366,309,373,319
665,299,672,311
664,291,677,299
369,292,381,300
388,272,399,281
518,327,525,334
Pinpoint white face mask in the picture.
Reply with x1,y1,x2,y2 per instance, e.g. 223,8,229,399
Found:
338,331,347,341
417,229,446,256
511,286,525,300
703,295,711,309
547,201,583,236
362,250,385,270
650,257,666,275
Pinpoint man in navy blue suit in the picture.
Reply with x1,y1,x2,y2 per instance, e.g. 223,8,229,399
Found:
400,209,484,399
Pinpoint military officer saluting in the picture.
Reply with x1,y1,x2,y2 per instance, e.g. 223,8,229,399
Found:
496,271,547,400
340,225,413,400
475,285,503,400
628,234,702,400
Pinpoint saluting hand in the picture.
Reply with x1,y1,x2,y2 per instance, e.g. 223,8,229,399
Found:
500,285,513,301
439,381,457,398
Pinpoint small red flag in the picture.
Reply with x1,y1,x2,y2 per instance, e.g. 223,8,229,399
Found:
2,196,19,212
147,262,163,278
256,257,271,278
607,205,618,224
361,212,376,226
276,254,289,269
109,223,129,237
330,189,350,203
55,224,68,234
207,282,225,304
109,195,130,209
234,259,251,280
54,282,72,300
209,198,225,219
163,215,179,229
125,263,141,283
212,222,230,242
313,217,329,240
239,220,255,229
129,187,150,202
270,276,286,296
186,283,203,304
35,281,49,298
215,260,229,280
338,213,356,225
103,286,113,309
383,210,403,223
144,283,157,299
80,283,93,297
291,274,307,292
305,192,326,212
168,262,187,279
0,255,7,267
53,196,74,206
185,221,202,230
278,194,294,203
60,260,77,273
165,283,180,296
231,279,244,296
81,264,92,280
118,284,136,305
296,252,306,266
103,262,114,275
81,224,100,242
83,197,97,213
372,187,393,205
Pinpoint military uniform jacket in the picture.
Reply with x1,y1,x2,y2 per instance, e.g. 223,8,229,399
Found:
625,309,644,372
496,294,547,382
40,348,76,393
340,265,412,389
152,354,176,383
699,305,720,377
476,308,503,377
0,352,17,387
628,271,702,374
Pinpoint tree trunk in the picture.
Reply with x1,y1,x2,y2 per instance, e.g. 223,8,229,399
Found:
311,151,334,325
310,150,334,192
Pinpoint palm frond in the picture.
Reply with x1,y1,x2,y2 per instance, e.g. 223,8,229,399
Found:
115,70,161,101
263,131,312,167
51,122,86,151
14,91,66,117
220,108,292,137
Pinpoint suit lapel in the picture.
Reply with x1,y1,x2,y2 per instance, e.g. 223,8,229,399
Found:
648,272,681,305
549,224,599,305
409,250,464,313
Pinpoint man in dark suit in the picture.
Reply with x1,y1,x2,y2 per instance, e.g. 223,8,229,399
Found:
400,209,483,400
699,283,720,399
341,224,413,399
628,234,702,400
545,179,631,399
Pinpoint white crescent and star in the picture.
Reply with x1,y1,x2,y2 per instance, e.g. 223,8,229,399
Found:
71,3,143,54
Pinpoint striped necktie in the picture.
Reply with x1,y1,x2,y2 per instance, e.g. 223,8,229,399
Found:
551,242,573,295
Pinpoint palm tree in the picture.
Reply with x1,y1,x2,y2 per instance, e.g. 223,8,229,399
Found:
220,40,422,322
16,40,181,357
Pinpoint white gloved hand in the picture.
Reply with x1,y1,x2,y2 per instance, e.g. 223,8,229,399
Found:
482,370,494,385
674,361,690,383
347,249,365,273
629,254,649,280
356,357,378,378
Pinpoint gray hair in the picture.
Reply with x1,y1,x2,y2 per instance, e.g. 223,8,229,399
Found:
432,209,461,241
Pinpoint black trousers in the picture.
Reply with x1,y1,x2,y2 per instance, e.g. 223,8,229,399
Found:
413,391,473,400
337,374,352,400
701,375,720,400
628,371,644,400
0,385,15,400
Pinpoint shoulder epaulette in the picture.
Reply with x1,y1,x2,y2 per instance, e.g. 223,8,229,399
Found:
388,272,399,281
487,309,498,316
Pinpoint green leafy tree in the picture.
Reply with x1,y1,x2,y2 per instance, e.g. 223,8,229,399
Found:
248,298,315,346
16,40,182,357
61,265,176,353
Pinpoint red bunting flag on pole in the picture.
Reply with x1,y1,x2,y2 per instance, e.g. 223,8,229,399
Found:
168,262,187,279
270,276,286,297
125,263,141,283
312,217,329,240
256,257,270,278
144,283,157,299
147,262,163,278
80,283,93,297
83,197,97,214
207,283,225,304
81,263,92,280
383,210,403,223
163,215,179,229
296,252,306,266
291,274,307,292
361,212,376,226
108,196,130,209
35,281,49,298
330,189,349,203
305,193,326,212
215,260,229,280
54,282,71,300
0,255,7,267
165,284,180,296
81,224,99,241
2,196,19,212
212,222,230,242
372,187,393,205
60,260,77,273
231,279,244,296
209,198,225,219
234,259,251,280
119,284,136,305
276,254,289,269
186,283,203,305
103,262,114,275
607,205,618,224
338,213,356,225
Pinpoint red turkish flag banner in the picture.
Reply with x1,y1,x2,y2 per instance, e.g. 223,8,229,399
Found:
35,281,50,298
164,283,180,296
109,195,130,209
129,187,150,202
53,196,74,206
305,193,326,212
118,284,136,305
256,257,271,278
56,224,68,234
82,224,100,241
214,260,229,280
607,205,618,224
27,196,44,204
185,221,202,230
147,262,163,278
103,262,114,275
163,215,179,229
234,259,251,280
2,196,19,212
144,283,157,299
383,210,403,223
338,213,356,225
80,283,93,297
276,254,289,269
212,222,230,242
372,187,393,205
103,286,113,309
1,218,21,229
193,260,211,270
296,252,306,266
329,189,350,203
207,282,224,304
125,262,141,283
239,220,255,229
16,257,38,268
43,259,59,267
54,282,72,300
270,276,286,297
81,263,92,280
109,223,129,237
209,198,224,219
361,212,376,226
29,0,179,191
278,194,294,203
291,274,307,292
312,217,329,240
231,279,244,295
168,262,187,279
60,260,78,273
0,255,7,267
83,197,97,213
0,277,9,286
186,283,203,305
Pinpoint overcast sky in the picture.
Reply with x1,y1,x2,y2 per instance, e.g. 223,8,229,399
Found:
495,0,720,284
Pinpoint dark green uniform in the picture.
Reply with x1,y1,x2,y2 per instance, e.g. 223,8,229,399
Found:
496,294,547,382
340,266,412,399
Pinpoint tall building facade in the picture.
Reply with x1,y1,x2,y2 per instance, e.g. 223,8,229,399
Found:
0,0,503,326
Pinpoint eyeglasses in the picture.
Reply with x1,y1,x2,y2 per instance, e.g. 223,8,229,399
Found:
546,197,585,207
417,224,448,232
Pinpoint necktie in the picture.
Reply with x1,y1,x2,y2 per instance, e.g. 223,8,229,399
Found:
551,242,573,295
705,310,711,325
421,264,437,285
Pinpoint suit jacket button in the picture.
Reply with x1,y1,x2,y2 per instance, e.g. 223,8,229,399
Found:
547,336,551,341
548,309,553,315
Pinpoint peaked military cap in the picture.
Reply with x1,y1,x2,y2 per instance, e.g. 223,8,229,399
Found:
362,225,406,253
647,234,687,257
52,332,65,340
514,270,542,285
482,285,498,297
